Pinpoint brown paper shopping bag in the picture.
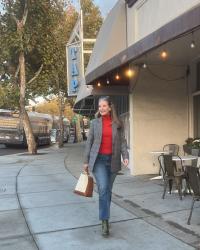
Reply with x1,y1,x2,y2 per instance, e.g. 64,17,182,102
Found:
74,172,93,197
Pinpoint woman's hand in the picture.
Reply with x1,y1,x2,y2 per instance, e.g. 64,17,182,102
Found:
83,163,89,174
123,159,129,167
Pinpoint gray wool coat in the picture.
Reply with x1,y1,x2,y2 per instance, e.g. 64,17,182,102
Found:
83,117,129,173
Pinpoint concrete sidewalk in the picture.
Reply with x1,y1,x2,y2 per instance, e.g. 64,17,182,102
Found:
0,143,199,250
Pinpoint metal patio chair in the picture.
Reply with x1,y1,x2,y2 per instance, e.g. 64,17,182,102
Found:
185,165,200,225
163,144,179,155
158,154,185,200
182,158,197,196
159,144,179,176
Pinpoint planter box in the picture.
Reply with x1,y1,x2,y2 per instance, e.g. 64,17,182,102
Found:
183,144,192,155
191,148,200,156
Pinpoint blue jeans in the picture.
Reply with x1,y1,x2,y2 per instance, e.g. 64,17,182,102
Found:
93,154,117,220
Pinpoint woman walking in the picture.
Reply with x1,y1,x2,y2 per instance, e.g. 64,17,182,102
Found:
83,96,129,236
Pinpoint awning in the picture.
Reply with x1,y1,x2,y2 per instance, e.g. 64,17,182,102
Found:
85,3,200,85
73,79,94,116
74,0,127,115
74,79,93,105
85,0,127,78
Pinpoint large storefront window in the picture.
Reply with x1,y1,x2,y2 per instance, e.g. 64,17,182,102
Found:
111,95,130,148
197,62,200,91
194,95,200,138
193,62,200,137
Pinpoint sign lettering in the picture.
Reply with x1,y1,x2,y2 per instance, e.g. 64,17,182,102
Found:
67,43,82,96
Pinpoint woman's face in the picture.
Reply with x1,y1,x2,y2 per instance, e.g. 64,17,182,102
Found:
98,100,111,116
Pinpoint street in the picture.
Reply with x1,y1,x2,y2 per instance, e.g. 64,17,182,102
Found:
0,144,27,156
0,144,54,156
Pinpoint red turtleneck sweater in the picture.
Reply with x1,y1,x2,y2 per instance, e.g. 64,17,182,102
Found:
99,115,112,154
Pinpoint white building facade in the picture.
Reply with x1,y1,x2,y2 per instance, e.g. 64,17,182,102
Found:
76,0,200,175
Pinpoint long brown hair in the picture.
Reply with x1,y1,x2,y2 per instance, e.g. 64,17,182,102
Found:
95,96,122,128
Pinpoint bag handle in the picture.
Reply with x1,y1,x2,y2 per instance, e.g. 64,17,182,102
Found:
83,170,89,175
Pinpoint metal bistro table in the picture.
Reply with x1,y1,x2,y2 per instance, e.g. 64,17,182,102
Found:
172,155,198,162
150,151,171,155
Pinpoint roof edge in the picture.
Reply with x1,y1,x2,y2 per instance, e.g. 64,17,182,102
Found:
125,0,139,8
85,4,200,85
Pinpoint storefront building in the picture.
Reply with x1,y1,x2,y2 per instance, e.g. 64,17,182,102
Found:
75,0,200,175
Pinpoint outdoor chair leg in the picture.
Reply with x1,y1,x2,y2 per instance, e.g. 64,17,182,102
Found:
187,179,192,195
185,180,192,195
175,177,182,200
162,180,168,199
169,179,173,194
177,185,182,200
159,166,161,176
187,199,195,225
159,166,164,176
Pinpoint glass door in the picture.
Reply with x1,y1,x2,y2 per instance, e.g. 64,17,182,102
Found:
193,95,200,138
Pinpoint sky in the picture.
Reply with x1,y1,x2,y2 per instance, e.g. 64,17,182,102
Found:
71,0,118,17
0,1,118,18
93,0,118,17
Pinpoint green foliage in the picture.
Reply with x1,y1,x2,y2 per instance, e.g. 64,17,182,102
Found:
81,0,103,69
82,0,102,39
35,97,75,120
0,84,20,109
0,0,103,107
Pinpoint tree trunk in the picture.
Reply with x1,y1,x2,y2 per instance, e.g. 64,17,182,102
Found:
58,95,64,148
76,115,83,142
19,51,37,154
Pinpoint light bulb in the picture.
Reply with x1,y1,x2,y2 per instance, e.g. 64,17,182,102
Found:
115,74,120,80
160,50,168,59
97,82,101,87
125,69,134,78
190,41,195,49
142,63,147,69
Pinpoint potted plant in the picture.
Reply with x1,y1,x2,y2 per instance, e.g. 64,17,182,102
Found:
191,138,200,156
183,138,193,155
184,138,200,155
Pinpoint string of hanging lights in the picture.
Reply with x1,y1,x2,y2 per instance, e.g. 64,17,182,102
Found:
95,30,197,87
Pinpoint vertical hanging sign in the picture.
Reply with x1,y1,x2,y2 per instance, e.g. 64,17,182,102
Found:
67,42,82,96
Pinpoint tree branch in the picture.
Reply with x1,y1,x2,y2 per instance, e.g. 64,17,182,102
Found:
22,0,28,26
7,0,28,26
27,64,43,85
14,64,20,78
